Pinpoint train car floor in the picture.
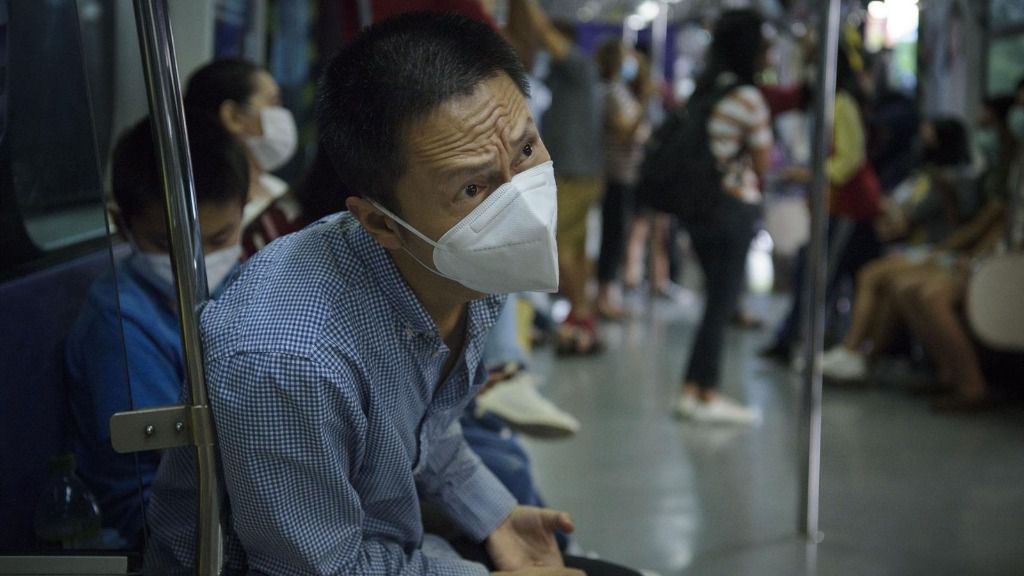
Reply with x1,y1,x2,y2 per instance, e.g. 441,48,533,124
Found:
524,294,1024,576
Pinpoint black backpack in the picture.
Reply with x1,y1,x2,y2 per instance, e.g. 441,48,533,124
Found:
635,79,743,226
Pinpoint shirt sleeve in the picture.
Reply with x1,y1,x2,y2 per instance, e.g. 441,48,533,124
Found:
827,92,866,187
210,352,489,576
66,303,181,537
709,87,773,161
416,418,518,542
605,84,642,142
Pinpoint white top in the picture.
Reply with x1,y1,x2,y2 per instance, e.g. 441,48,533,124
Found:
242,172,289,228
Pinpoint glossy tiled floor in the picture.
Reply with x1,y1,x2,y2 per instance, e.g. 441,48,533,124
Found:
524,294,1024,576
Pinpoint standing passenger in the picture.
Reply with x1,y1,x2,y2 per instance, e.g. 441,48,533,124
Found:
674,9,772,425
510,0,605,354
595,41,650,320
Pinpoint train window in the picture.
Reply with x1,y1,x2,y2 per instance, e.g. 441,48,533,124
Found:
989,0,1024,33
987,34,1024,96
1,0,142,562
1,0,113,279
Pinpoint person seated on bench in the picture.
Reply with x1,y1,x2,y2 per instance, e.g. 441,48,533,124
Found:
146,12,638,576
65,115,248,548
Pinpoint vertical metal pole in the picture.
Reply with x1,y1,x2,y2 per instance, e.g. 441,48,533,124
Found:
799,0,841,541
651,2,669,84
623,22,639,48
132,1,222,574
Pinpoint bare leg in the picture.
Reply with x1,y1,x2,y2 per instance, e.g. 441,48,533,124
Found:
914,273,987,400
894,268,985,396
843,256,912,350
652,214,671,292
559,246,593,320
859,263,937,356
624,215,649,289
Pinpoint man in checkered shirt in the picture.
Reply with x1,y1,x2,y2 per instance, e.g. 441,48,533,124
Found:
145,11,640,576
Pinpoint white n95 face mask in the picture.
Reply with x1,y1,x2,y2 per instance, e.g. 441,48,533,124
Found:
245,106,298,172
136,244,241,293
372,160,560,294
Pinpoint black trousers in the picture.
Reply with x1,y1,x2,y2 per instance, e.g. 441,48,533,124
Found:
597,180,634,284
772,216,882,348
683,195,760,389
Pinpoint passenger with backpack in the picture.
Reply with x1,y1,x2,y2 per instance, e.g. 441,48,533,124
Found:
636,9,771,425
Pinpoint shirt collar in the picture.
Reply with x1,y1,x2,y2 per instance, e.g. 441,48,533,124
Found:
345,220,439,336
343,216,505,342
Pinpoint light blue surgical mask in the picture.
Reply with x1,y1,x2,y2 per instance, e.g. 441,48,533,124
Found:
621,55,639,83
1008,105,1024,144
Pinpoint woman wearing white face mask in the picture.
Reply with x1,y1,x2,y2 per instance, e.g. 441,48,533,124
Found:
185,59,305,258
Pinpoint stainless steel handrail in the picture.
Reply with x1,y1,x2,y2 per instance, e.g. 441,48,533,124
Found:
799,0,842,542
132,1,222,573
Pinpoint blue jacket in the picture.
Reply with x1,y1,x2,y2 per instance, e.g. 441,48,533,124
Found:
65,251,231,547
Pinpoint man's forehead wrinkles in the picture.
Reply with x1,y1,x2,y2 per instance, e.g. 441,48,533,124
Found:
410,94,528,166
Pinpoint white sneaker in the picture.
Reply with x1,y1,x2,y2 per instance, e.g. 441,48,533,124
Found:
677,393,762,426
474,373,580,439
821,346,867,381
674,393,700,419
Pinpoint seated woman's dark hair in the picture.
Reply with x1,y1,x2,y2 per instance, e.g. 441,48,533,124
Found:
184,58,263,123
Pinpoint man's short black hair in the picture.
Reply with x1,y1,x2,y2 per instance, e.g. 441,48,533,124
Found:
111,114,249,225
316,11,529,209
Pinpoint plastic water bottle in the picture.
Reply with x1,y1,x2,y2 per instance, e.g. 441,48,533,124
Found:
33,453,103,549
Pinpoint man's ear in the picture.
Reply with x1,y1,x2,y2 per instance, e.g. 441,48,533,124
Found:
346,196,403,251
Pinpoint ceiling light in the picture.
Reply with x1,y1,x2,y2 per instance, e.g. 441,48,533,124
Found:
637,1,661,21
868,0,887,19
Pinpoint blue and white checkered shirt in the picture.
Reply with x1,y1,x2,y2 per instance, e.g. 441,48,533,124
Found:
145,213,516,575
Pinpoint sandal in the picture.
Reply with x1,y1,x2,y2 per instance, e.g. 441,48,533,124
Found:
556,315,605,356
731,310,765,330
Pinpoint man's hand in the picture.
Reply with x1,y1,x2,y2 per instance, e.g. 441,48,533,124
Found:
492,569,585,576
486,506,575,571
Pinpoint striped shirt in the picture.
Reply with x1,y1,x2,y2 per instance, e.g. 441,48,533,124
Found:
603,82,649,185
707,78,773,204
145,213,515,575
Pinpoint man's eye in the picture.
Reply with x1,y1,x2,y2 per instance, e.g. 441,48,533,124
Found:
522,143,533,158
463,184,481,198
